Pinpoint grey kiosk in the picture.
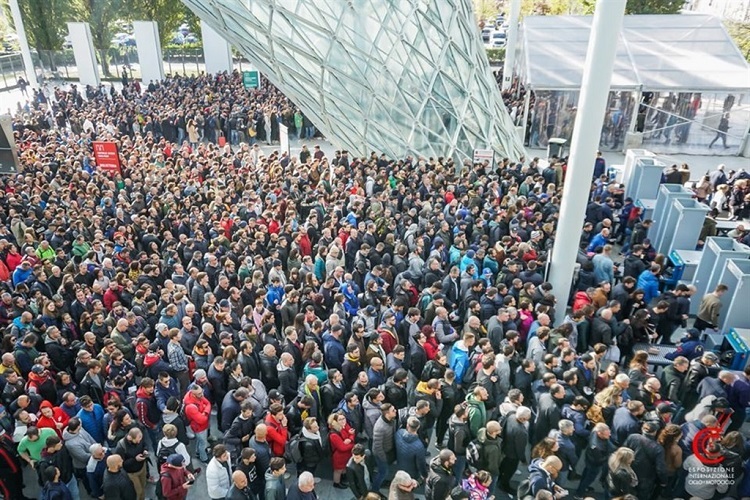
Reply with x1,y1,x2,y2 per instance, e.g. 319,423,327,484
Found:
690,237,750,315
716,259,750,333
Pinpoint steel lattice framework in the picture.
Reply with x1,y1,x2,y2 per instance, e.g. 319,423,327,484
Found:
181,0,525,162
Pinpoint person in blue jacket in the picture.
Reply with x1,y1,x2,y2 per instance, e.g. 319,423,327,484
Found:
76,396,105,444
637,264,661,305
665,328,705,361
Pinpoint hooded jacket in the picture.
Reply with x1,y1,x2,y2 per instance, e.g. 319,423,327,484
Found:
159,463,190,500
466,392,487,438
62,427,96,469
37,401,70,437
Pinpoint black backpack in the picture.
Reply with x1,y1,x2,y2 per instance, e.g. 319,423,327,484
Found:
157,441,179,468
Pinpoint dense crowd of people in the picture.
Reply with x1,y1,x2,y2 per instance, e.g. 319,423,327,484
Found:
0,70,748,500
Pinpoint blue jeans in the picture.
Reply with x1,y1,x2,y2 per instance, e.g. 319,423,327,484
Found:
195,429,209,462
305,126,315,139
453,455,466,483
372,455,390,492
66,476,80,499
231,130,239,145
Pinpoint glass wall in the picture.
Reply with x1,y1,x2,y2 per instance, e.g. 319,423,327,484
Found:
637,91,749,156
526,89,749,156
527,90,635,150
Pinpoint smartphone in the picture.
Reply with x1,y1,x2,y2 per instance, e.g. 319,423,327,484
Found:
186,478,195,485
142,451,149,457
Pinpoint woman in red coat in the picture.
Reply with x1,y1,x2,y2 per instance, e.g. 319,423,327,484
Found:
328,411,355,489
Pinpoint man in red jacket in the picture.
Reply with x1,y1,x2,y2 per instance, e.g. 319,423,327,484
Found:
264,403,289,457
159,453,194,500
183,385,211,463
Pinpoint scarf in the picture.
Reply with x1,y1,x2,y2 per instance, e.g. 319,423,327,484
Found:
302,427,322,445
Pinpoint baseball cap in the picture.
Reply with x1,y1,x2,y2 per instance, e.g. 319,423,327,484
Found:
167,454,184,466
656,402,676,414
268,389,282,401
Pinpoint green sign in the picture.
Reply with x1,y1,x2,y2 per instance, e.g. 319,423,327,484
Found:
243,70,260,89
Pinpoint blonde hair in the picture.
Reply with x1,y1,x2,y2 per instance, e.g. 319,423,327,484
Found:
608,447,635,472
594,385,623,407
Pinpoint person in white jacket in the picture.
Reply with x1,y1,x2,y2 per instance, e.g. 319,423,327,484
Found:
156,424,192,470
206,444,232,500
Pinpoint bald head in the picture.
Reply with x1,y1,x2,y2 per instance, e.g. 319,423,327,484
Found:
232,470,247,488
106,454,123,471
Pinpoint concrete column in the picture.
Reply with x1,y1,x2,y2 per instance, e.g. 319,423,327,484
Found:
133,21,165,84
67,22,100,87
547,0,627,325
501,0,521,92
201,21,233,74
9,0,37,88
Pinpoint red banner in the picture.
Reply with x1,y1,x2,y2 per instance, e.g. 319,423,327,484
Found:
92,141,121,175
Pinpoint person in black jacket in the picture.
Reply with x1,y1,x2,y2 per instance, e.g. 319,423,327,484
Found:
498,406,531,493
446,405,470,482
277,353,298,403
37,435,77,497
79,360,106,406
224,400,256,457
384,370,409,410
575,423,615,497
320,370,346,418
622,421,667,499
298,417,324,477
425,450,456,500
221,388,250,432
102,454,137,500
535,383,565,443
114,428,148,500
346,444,370,500
285,396,314,437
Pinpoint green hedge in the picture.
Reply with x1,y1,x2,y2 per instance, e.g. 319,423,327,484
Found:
486,47,506,63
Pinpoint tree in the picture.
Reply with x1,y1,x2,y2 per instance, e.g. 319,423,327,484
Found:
76,0,124,77
4,0,73,71
625,0,682,14
727,21,750,61
128,0,196,46
473,0,501,26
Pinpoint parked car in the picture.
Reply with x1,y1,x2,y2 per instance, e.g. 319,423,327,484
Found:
490,30,506,48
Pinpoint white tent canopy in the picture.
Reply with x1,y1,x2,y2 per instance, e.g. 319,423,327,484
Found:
519,14,750,91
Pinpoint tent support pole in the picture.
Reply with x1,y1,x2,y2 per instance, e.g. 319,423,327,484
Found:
522,89,531,146
629,86,642,133
548,0,627,325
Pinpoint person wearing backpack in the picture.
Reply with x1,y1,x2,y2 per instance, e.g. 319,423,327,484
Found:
156,424,198,476
159,454,193,500
298,417,324,477
450,333,476,388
